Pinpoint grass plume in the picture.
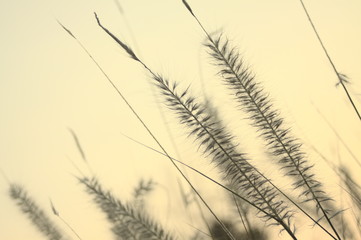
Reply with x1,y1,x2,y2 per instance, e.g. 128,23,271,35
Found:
9,184,66,240
94,13,238,240
79,176,175,240
68,128,87,163
7,3,360,240
181,1,342,238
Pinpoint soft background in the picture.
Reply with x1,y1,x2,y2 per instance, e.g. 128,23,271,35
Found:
0,0,360,239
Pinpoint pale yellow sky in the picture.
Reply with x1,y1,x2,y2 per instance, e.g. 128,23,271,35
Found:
1,0,361,239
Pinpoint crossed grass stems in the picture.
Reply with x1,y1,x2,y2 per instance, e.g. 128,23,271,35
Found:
98,1,345,238
8,1,360,240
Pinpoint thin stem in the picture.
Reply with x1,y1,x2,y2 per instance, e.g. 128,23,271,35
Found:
58,215,82,240
298,0,361,121
232,194,250,239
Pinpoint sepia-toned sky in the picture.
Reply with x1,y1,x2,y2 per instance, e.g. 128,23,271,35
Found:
1,0,361,239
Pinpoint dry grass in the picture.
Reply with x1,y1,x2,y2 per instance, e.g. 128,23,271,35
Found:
5,1,361,240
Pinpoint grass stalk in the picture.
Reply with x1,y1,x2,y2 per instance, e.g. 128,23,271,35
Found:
181,1,341,238
298,0,361,121
59,18,235,240
94,15,296,237
111,5,209,231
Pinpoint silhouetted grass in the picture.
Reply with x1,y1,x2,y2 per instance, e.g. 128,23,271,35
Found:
298,0,361,121
9,184,67,240
6,1,361,240
78,176,175,240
